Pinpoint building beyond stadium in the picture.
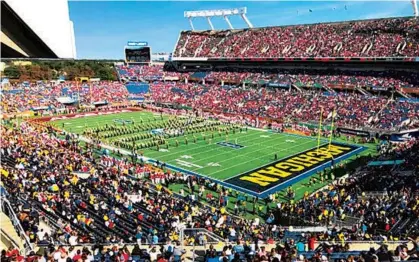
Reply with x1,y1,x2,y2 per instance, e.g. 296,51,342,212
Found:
1,0,76,59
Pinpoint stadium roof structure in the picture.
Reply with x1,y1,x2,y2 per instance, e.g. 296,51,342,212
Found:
412,0,419,17
1,0,76,58
184,7,253,30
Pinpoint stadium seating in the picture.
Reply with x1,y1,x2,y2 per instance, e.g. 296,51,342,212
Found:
1,85,418,261
126,83,150,94
3,10,419,262
1,81,129,114
117,65,184,82
151,83,419,131
2,66,418,132
173,17,419,58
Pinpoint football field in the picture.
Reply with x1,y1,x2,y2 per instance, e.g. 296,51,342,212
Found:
51,110,365,198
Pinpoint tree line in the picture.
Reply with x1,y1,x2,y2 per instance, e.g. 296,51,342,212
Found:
2,60,120,81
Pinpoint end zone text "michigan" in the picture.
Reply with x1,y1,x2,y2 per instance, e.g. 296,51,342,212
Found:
240,144,352,187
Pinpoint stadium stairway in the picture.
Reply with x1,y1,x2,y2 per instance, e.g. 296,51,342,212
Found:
292,84,303,93
356,86,371,96
396,89,413,99
322,84,336,94
1,155,16,168
0,212,25,252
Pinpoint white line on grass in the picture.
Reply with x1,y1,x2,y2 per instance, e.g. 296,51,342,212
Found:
161,131,269,160
203,138,317,177
153,129,292,164
146,130,261,158
190,132,306,168
55,112,160,127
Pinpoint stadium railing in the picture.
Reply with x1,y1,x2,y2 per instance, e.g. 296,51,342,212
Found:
287,226,328,232
0,197,34,254
334,215,363,230
357,191,388,198
0,228,22,253
34,240,412,253
180,228,225,247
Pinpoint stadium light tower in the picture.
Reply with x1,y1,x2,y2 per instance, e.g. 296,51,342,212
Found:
184,7,254,31
412,0,418,17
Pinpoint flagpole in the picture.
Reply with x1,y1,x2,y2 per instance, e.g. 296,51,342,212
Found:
90,82,92,104
77,80,80,105
328,109,336,151
317,107,323,150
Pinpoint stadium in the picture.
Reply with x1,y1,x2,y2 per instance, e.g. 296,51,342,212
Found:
0,1,418,262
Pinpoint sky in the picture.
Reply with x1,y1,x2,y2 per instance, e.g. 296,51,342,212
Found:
68,1,416,59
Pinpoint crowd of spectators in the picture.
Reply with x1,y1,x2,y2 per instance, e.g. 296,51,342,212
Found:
201,240,419,262
1,123,283,247
1,118,418,261
167,137,419,236
1,16,419,262
116,65,418,91
2,67,418,131
116,65,185,82
174,17,419,58
150,83,419,131
273,154,419,239
0,81,129,114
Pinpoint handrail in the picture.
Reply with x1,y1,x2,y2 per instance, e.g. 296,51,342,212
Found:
29,240,413,249
40,214,61,230
1,197,34,253
180,228,225,246
0,228,22,252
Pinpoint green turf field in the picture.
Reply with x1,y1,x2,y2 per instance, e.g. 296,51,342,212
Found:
51,110,369,198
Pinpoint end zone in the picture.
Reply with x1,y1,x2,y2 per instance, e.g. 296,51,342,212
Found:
225,142,365,198
147,142,366,198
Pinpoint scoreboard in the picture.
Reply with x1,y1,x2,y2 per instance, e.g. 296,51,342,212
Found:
125,41,151,64
125,47,151,64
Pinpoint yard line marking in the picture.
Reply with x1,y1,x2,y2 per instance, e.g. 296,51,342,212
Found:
162,132,263,159
207,162,221,167
174,159,203,169
180,155,193,159
191,130,313,166
153,130,290,164
189,132,301,168
146,130,261,158
205,138,318,177
202,135,312,172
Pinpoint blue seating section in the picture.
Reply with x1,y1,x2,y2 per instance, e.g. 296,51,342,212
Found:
191,72,207,79
171,87,186,94
126,83,150,94
2,89,23,94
